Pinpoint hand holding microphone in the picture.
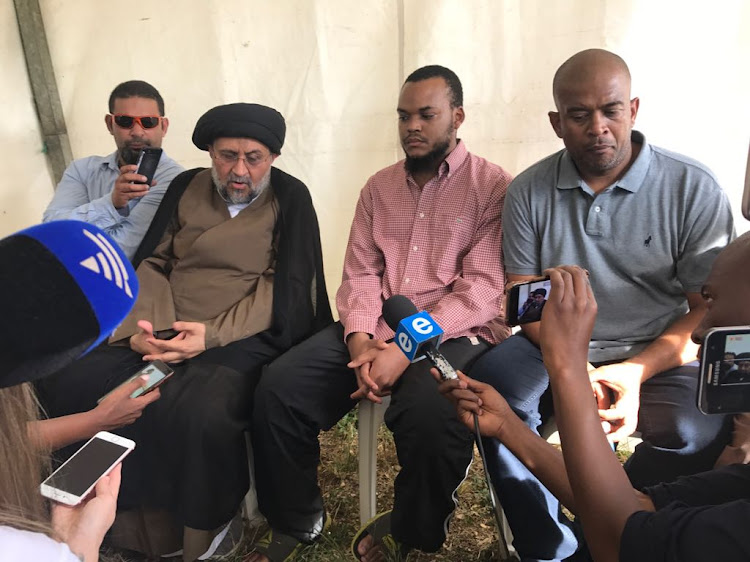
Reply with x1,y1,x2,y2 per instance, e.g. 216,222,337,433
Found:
382,295,508,549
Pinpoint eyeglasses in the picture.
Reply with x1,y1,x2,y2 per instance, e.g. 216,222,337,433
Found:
111,114,162,129
213,150,272,168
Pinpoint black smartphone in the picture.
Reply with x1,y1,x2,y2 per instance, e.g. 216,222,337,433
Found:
698,326,750,414
154,328,179,340
134,147,163,185
506,277,552,326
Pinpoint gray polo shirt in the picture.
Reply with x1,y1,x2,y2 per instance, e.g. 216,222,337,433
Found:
503,131,734,362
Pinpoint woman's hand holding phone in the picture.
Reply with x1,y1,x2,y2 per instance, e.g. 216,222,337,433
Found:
51,463,122,562
93,375,160,431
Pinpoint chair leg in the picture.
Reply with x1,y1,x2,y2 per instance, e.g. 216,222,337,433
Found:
490,483,518,561
244,432,264,526
358,398,389,526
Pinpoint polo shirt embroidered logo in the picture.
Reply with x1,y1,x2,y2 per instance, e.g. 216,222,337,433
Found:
79,228,134,298
644,235,652,247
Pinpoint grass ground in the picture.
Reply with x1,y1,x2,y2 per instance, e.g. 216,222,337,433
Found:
103,409,639,561
300,410,503,561
105,408,506,561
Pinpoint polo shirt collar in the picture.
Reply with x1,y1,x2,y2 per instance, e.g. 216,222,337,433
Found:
104,151,121,172
557,130,652,193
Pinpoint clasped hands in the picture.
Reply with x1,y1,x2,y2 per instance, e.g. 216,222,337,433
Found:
347,333,410,403
129,319,206,363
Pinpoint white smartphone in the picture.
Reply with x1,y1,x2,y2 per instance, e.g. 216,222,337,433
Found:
96,360,174,404
40,431,135,505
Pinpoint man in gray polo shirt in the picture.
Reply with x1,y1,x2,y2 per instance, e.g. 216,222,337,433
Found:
469,49,734,561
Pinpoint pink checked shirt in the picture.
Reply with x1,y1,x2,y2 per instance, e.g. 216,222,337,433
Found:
336,141,512,345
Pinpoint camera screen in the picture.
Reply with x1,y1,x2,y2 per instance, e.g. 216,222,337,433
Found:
516,279,552,324
130,363,170,398
713,333,750,387
45,438,129,497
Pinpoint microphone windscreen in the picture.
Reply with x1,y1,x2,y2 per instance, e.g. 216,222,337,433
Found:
382,295,418,331
0,221,138,388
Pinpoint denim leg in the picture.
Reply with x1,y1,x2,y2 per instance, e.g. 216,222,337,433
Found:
469,334,579,561
625,363,733,489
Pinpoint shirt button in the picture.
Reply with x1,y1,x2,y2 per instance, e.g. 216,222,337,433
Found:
594,206,601,212
405,278,411,283
419,213,425,218
413,246,418,251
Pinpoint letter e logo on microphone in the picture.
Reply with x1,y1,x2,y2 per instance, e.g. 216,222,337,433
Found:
412,317,433,335
394,311,443,361
397,332,413,354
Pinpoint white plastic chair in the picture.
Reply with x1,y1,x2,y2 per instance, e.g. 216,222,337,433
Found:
244,433,264,525
357,397,390,525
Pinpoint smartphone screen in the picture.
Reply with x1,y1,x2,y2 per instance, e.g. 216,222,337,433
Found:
506,278,552,326
699,327,750,414
97,360,174,403
134,148,163,185
130,360,172,398
41,433,134,503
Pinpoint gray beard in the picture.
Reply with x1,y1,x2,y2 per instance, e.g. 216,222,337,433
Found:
212,167,271,205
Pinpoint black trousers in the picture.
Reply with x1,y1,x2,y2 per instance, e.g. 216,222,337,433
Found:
36,332,282,530
252,322,489,551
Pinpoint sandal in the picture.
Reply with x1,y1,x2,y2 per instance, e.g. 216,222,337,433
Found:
249,513,330,562
350,510,410,561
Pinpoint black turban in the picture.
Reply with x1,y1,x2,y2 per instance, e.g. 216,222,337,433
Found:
192,103,286,154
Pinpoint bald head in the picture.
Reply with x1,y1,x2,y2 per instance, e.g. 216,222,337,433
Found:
693,231,750,344
547,49,639,189
553,49,631,110
713,232,750,278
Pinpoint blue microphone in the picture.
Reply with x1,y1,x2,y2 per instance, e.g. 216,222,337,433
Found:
0,220,139,388
382,295,458,380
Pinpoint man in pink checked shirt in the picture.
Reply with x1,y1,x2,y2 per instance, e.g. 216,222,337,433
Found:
248,65,513,562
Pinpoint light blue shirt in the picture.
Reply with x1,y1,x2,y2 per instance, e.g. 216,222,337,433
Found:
43,150,184,260
503,131,735,361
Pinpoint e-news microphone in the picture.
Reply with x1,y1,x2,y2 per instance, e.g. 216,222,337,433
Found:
382,295,458,380
0,220,139,388
384,295,511,555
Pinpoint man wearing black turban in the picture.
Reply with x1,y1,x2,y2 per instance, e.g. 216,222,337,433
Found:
36,103,332,561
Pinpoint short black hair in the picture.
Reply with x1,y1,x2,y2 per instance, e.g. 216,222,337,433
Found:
404,65,463,108
532,288,547,297
108,80,165,115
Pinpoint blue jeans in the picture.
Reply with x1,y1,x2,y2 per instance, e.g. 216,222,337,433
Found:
469,334,732,562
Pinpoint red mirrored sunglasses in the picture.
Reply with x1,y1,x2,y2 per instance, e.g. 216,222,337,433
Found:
110,114,162,129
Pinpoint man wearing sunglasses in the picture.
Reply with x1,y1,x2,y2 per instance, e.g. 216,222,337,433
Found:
43,80,184,260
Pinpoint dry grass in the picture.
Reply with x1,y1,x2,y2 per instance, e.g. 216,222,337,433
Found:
104,408,505,561
304,410,503,561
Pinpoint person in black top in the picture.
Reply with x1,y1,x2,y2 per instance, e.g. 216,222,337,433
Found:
437,231,750,561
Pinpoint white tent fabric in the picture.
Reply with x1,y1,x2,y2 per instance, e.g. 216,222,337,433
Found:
3,0,750,310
